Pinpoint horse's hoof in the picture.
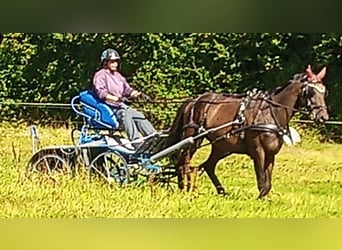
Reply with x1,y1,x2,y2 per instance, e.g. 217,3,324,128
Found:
257,191,268,199
257,194,264,200
257,187,271,199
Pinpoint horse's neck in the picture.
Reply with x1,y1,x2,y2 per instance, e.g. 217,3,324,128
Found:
271,81,302,126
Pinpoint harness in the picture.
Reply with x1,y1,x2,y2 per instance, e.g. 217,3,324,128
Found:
184,93,220,133
181,79,327,149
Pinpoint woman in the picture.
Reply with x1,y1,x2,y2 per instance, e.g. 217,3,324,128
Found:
92,48,156,147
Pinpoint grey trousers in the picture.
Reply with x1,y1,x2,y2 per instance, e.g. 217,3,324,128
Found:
115,104,156,141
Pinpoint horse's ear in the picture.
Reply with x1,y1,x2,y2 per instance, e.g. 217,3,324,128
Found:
306,65,314,78
317,66,327,81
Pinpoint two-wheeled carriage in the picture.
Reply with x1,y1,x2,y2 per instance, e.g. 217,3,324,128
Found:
27,90,179,189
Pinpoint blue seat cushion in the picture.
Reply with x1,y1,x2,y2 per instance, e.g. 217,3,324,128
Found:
79,90,119,129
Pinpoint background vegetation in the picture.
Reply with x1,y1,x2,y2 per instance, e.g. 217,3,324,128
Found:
1,33,341,134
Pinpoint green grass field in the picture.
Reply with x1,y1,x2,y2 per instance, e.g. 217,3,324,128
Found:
0,122,341,218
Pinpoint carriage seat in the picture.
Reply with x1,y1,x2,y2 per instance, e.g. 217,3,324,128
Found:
77,90,120,130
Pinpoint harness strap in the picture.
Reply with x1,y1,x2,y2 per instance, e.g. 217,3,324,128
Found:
183,93,218,132
199,94,218,132
185,94,204,130
249,91,267,124
247,124,285,135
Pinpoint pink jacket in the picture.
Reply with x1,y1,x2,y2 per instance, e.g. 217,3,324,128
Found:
92,68,133,106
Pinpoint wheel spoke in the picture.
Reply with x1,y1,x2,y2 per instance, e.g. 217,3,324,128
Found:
27,153,71,179
88,150,129,185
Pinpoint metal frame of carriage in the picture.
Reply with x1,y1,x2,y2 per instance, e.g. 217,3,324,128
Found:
27,90,179,188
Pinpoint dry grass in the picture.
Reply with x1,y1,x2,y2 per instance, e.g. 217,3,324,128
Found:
0,122,341,218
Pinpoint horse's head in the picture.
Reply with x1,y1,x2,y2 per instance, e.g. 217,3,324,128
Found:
300,65,329,123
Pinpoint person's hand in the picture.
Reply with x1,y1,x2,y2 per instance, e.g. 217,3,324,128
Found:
130,90,141,99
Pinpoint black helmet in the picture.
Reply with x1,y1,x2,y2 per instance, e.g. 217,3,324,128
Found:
100,48,120,63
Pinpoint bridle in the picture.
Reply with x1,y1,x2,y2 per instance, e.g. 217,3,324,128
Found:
301,80,328,120
246,77,328,137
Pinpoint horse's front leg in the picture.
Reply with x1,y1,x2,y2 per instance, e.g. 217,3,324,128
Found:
263,155,275,196
252,149,270,199
201,149,229,196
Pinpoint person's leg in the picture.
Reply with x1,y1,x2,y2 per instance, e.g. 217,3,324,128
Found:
116,106,140,141
128,108,156,136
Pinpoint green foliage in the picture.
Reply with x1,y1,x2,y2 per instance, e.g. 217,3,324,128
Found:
0,33,341,130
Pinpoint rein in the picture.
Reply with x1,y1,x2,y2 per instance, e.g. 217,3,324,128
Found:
260,80,328,116
262,97,310,115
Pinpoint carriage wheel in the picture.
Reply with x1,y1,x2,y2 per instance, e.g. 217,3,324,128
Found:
88,151,130,185
28,154,72,179
148,166,178,191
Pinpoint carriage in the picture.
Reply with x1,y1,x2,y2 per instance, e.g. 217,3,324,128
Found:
26,90,180,189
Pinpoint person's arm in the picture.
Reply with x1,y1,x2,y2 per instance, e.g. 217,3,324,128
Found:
120,74,141,98
93,73,108,99
104,93,120,103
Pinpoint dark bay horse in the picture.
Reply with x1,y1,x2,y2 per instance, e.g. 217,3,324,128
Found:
165,65,329,198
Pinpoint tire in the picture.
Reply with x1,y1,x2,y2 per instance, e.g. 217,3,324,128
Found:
28,153,72,178
88,150,130,185
148,166,178,191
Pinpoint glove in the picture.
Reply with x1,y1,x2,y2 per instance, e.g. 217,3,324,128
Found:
141,93,152,102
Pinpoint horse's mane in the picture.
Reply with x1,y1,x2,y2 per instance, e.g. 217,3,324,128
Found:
271,73,306,95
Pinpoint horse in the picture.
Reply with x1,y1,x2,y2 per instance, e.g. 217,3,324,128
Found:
165,65,329,198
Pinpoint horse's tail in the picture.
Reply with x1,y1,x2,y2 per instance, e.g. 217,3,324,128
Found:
164,98,193,148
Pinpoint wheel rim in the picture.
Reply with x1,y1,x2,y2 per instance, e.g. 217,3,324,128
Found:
149,168,178,191
88,151,129,185
29,154,71,178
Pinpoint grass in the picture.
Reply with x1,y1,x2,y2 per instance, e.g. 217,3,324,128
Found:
0,122,341,218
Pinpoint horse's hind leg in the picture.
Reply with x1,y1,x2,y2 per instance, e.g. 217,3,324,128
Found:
200,148,230,195
189,165,199,193
175,155,185,190
183,150,193,192
175,146,197,192
185,145,200,192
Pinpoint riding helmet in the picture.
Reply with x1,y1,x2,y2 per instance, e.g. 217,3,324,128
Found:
100,48,121,63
